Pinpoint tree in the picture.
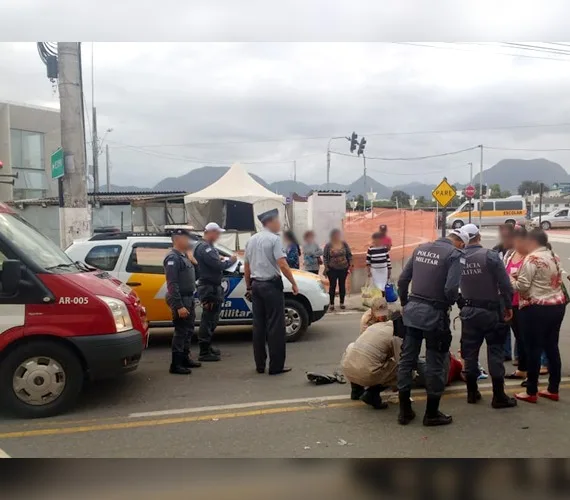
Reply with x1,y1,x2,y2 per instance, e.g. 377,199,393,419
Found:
417,195,428,207
518,181,547,196
391,190,410,207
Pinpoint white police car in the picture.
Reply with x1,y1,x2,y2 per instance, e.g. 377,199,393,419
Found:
66,231,330,341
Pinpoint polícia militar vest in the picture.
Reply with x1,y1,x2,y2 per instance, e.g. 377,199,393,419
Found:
460,247,499,302
410,240,454,303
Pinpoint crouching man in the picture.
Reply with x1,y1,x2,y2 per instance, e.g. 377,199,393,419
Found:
341,297,405,410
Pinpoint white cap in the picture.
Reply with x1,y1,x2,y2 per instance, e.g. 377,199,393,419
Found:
204,222,225,233
449,228,469,246
462,223,480,241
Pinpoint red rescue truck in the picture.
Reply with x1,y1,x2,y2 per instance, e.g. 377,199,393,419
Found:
0,203,148,418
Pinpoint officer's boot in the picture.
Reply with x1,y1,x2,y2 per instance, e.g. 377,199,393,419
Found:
170,353,192,375
466,376,482,404
423,396,453,427
210,345,221,356
491,378,518,409
360,385,389,410
350,383,365,401
182,349,202,369
198,343,221,362
398,390,416,425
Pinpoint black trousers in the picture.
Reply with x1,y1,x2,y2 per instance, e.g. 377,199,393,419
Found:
328,268,348,304
251,279,286,372
197,283,223,348
519,304,565,395
510,306,527,371
170,296,196,354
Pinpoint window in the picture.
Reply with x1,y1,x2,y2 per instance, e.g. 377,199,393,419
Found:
555,210,568,217
495,201,522,211
85,245,123,271
126,243,172,274
10,129,46,199
481,202,494,211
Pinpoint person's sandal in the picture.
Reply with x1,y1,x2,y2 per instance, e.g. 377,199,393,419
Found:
340,304,346,310
506,371,526,380
540,366,549,375
515,392,538,404
328,305,335,312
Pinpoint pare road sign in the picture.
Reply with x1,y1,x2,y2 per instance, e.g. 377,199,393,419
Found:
432,178,457,208
465,185,476,199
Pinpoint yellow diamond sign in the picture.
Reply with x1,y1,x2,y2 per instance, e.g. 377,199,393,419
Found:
432,178,457,208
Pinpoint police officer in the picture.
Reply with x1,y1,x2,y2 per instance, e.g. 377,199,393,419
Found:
194,222,238,362
458,223,517,409
164,228,201,375
397,228,468,426
244,208,299,375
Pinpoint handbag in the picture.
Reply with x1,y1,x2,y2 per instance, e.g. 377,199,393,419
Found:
384,282,399,303
361,278,383,308
551,251,570,305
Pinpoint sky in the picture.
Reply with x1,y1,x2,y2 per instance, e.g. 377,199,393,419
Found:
2,2,570,189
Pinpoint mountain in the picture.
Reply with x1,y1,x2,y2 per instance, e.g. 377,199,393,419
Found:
472,158,570,192
269,180,313,196
393,182,437,199
347,175,392,199
152,166,270,193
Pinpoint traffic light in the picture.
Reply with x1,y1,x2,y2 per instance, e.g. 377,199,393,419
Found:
357,137,366,156
349,132,358,153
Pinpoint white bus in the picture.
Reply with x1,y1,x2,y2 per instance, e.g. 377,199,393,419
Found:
446,197,527,229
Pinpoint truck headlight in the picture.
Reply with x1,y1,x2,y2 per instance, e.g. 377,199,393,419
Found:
98,296,133,333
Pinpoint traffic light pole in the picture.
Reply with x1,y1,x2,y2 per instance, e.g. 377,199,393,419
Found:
326,136,345,187
478,144,483,228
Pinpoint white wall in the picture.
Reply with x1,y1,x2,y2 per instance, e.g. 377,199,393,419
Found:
292,200,309,240
308,192,346,245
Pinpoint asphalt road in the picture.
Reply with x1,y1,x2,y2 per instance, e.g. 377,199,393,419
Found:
1,231,570,457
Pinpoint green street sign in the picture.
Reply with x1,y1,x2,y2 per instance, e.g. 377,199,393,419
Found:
51,147,64,179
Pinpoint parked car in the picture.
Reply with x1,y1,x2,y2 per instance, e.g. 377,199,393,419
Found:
66,231,330,342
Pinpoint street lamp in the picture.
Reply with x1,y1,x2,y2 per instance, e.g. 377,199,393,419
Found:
367,191,377,217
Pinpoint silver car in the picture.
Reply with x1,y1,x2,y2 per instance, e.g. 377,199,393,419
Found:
531,208,570,230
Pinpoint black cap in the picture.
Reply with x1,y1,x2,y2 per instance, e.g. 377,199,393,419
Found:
257,208,279,224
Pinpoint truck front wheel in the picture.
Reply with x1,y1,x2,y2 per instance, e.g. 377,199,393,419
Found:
0,340,84,419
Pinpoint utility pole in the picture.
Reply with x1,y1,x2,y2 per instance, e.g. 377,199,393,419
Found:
92,106,99,192
363,154,367,214
468,162,473,185
106,144,110,192
293,160,296,183
57,42,90,247
478,145,483,228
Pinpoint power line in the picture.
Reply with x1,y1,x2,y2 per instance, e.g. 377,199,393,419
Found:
106,121,570,150
330,145,479,161
485,145,570,152
498,42,570,57
395,42,570,62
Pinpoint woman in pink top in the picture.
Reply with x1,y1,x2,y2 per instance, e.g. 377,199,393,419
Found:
505,226,529,381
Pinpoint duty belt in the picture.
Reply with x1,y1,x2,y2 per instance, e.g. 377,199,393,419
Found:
409,295,449,311
463,298,500,311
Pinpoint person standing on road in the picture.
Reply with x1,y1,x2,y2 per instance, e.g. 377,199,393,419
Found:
194,222,238,362
302,230,322,274
164,228,201,375
396,228,468,427
366,231,392,293
323,229,353,311
510,229,567,404
378,224,393,252
284,230,301,269
458,224,518,410
244,209,299,375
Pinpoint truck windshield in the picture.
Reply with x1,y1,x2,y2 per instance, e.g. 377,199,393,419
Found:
0,213,76,272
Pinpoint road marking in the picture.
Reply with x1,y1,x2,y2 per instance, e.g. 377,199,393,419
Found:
129,376,570,418
0,381,568,440
0,448,11,458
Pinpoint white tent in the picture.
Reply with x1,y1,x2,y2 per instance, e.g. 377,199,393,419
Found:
184,163,286,234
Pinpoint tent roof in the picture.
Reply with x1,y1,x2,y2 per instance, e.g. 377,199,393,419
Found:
184,163,284,204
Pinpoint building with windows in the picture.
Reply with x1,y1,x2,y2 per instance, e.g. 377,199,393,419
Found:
0,101,61,202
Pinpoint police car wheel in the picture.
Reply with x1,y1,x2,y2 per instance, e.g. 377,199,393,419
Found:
0,340,84,419
452,220,464,229
541,221,551,230
284,299,309,342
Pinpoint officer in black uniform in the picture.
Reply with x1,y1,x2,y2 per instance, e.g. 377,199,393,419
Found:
397,229,468,426
164,228,201,375
458,224,517,409
194,222,237,362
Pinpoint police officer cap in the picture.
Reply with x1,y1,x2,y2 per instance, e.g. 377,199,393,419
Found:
462,223,480,241
171,228,191,237
257,208,279,224
449,228,469,246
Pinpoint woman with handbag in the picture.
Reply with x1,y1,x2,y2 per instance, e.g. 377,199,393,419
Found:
323,229,353,311
510,229,567,403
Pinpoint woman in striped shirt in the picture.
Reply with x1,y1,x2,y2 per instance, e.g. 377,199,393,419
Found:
366,232,392,292
510,229,567,403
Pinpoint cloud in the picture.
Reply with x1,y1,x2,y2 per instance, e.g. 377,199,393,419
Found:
2,39,570,189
